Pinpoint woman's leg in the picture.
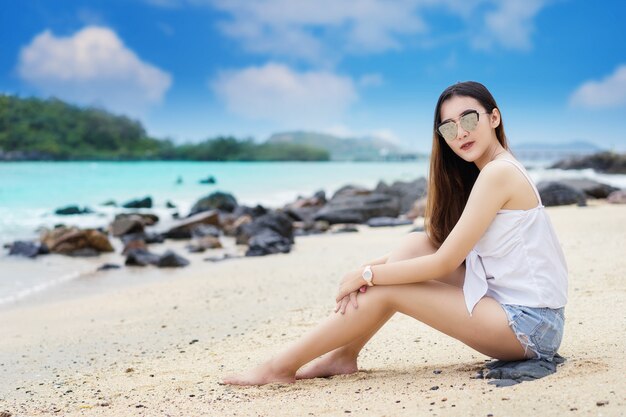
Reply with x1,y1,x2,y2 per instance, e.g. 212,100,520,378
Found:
223,234,526,386
297,232,462,379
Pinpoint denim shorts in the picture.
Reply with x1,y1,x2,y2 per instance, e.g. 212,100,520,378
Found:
500,304,565,362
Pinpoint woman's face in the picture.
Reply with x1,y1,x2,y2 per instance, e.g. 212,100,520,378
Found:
438,95,500,164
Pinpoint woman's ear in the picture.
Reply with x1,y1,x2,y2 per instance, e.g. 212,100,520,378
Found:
490,108,501,129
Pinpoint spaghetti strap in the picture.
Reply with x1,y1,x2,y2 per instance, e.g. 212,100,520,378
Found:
490,158,543,205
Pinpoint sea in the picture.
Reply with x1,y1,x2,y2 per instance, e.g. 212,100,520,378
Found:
1,160,625,307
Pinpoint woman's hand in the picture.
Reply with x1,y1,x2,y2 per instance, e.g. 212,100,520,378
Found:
336,268,366,303
335,286,368,314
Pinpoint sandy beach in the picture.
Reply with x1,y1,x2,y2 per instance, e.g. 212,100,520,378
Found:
1,202,625,416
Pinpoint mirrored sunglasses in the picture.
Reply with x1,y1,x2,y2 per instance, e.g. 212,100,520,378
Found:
437,110,489,142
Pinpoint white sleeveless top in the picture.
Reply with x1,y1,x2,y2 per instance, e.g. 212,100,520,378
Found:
463,158,568,316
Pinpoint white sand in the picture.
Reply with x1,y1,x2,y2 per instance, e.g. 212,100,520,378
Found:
1,203,624,416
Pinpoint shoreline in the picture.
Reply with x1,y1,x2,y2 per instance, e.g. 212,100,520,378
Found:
1,203,625,416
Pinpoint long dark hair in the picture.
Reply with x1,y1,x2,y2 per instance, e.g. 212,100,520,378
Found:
425,81,509,247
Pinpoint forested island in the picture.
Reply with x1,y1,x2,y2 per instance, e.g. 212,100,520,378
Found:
0,95,329,161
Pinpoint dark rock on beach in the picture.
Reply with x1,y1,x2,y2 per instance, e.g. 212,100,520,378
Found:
8,241,49,258
235,211,294,245
41,227,114,256
314,191,401,224
97,263,121,271
165,210,220,239
125,248,161,266
54,205,93,215
366,217,414,228
110,215,145,237
550,151,626,174
537,181,587,207
189,191,238,215
232,204,268,219
479,353,566,387
122,196,153,209
246,229,292,257
375,177,427,214
558,179,620,199
157,250,190,267
120,231,165,245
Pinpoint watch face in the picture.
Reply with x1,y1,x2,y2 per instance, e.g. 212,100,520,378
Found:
363,269,372,280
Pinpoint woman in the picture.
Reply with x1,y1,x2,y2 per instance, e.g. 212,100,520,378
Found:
224,81,568,386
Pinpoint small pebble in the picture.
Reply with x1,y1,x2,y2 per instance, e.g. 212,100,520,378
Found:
596,400,609,406
430,386,439,390
433,370,442,374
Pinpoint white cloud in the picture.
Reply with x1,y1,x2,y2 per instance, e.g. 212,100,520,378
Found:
569,65,626,108
478,0,549,51
210,63,357,125
17,26,172,115
359,73,384,87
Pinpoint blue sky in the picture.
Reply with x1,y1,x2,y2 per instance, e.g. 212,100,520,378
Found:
1,0,625,152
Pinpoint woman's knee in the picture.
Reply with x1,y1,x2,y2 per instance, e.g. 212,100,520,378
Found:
387,232,436,263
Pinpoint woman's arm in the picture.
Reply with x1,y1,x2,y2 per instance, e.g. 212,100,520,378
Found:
336,162,515,301
361,253,390,267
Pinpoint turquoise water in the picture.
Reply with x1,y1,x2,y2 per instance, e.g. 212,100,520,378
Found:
0,161,429,245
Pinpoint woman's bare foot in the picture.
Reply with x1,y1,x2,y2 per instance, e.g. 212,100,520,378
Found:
222,360,296,386
295,353,358,380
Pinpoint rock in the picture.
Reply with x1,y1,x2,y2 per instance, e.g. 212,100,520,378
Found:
481,353,566,387
607,190,626,204
222,214,252,236
110,215,145,237
245,229,292,257
165,210,220,239
406,196,428,220
125,249,160,266
558,179,619,199
314,192,401,224
550,151,626,174
191,224,221,238
166,200,177,209
54,205,93,215
232,204,268,219
101,199,117,207
8,241,48,258
332,224,359,233
41,227,114,256
68,248,100,257
537,181,586,207
122,238,147,255
157,250,190,267
120,231,164,245
187,236,222,253
97,263,121,271
236,211,294,245
199,175,217,184
122,196,153,209
366,217,414,227
375,177,428,214
189,191,238,215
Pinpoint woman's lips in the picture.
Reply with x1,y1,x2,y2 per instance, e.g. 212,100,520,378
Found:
460,141,474,151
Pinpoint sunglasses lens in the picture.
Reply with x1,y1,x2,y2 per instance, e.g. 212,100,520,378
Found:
438,122,457,141
460,112,479,131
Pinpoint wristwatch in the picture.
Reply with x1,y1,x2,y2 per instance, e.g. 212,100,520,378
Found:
362,265,374,286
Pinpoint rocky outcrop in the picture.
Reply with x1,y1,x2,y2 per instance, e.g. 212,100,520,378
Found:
314,191,401,224
246,229,292,256
235,211,294,245
558,179,620,199
122,196,153,209
537,181,587,207
54,205,93,215
550,151,626,174
375,177,427,214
